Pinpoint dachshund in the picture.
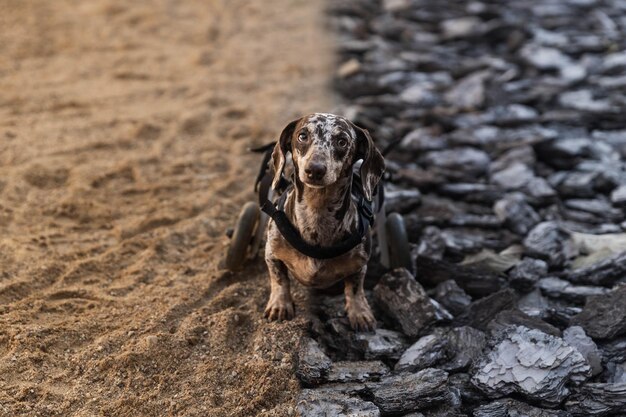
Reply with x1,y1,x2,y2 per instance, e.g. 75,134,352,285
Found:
263,113,385,331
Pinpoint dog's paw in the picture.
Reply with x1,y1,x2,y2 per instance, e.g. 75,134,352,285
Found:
264,297,295,322
346,302,376,332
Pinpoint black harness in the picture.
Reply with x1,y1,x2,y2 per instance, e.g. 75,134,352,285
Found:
251,143,382,260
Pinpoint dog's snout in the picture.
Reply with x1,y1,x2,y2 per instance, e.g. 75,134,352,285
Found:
304,162,327,181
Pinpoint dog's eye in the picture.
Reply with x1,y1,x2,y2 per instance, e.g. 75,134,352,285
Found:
337,138,348,148
298,131,308,142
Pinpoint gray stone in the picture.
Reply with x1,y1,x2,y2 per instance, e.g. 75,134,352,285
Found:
296,389,380,417
368,368,450,415
606,361,626,384
538,277,609,304
327,361,390,383
565,383,626,416
610,185,626,207
416,256,504,297
566,249,626,287
563,326,603,376
421,148,490,179
444,71,489,110
571,285,626,340
494,193,541,236
458,289,517,331
417,226,446,260
443,326,487,372
487,309,561,337
491,163,535,190
472,326,591,407
474,399,572,417
523,222,578,268
296,337,332,386
508,258,548,292
374,268,452,338
353,328,410,361
434,280,472,316
395,332,448,373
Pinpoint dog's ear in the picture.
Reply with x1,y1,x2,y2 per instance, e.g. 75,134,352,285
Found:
354,124,385,201
271,118,299,190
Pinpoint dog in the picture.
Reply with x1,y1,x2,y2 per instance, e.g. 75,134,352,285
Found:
263,113,385,331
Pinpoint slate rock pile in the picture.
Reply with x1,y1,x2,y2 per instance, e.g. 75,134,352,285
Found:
296,0,626,415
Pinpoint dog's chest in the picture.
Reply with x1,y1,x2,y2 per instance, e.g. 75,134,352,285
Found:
277,243,366,288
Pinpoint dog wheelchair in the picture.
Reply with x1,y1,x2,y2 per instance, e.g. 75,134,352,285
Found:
224,142,412,273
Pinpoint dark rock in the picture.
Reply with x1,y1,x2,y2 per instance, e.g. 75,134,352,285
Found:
353,329,410,361
433,280,472,316
491,146,536,173
440,16,483,39
610,185,626,207
543,306,583,330
535,137,597,169
474,398,572,417
438,183,504,204
600,336,626,363
565,199,623,221
296,389,380,417
565,383,626,416
296,337,332,386
491,163,535,190
472,326,591,407
449,373,487,406
392,326,486,374
563,326,602,377
565,252,626,287
442,326,487,372
444,71,489,110
524,177,558,204
374,268,452,338
523,222,578,268
416,226,446,260
559,90,616,114
571,285,626,340
368,368,450,415
416,256,504,297
440,229,496,255
517,288,552,318
606,361,626,384
448,214,502,229
384,187,422,214
327,361,390,383
395,331,448,373
508,258,548,292
421,148,490,180
494,193,541,235
550,171,598,198
487,309,561,337
458,289,517,331
538,277,609,304
460,247,521,275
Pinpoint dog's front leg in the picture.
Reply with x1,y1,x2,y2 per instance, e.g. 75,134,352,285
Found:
264,258,295,321
344,267,376,332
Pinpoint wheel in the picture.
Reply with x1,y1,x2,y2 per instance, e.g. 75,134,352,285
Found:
385,212,413,274
225,202,260,271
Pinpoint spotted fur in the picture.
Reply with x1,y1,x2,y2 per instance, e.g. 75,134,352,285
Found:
264,113,385,332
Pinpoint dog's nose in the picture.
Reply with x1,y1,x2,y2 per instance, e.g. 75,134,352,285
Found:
305,162,327,181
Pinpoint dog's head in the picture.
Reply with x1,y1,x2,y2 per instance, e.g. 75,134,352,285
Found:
271,113,385,201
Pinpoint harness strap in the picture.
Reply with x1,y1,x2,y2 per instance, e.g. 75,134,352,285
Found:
254,142,377,260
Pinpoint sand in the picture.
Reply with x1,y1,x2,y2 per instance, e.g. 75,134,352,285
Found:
0,0,334,415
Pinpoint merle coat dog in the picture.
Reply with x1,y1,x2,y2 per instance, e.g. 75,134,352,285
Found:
264,113,385,331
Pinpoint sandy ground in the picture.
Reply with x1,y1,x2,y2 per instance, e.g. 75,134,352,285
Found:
0,0,334,415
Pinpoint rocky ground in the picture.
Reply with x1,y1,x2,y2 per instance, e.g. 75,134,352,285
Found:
295,0,626,416
0,0,334,415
